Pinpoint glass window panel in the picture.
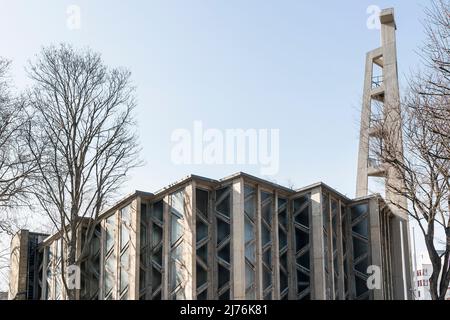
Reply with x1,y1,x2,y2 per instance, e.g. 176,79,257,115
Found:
171,191,185,217
171,215,183,245
170,260,182,291
216,219,230,245
244,198,255,220
174,289,186,300
196,264,207,289
216,197,230,218
279,228,287,250
197,290,207,300
352,218,369,238
277,198,287,209
106,215,115,253
120,250,129,292
355,276,368,297
219,290,229,300
93,253,100,275
263,266,272,289
218,264,229,289
139,267,146,291
354,258,369,274
295,228,309,251
278,208,287,228
140,224,147,247
294,195,309,211
153,200,164,222
299,291,310,300
105,252,115,274
262,202,272,224
196,189,209,218
263,249,272,267
246,288,255,300
261,223,271,246
351,203,368,221
105,255,116,293
152,290,161,300
152,224,163,247
121,205,130,224
245,217,254,243
153,247,162,266
152,266,162,289
215,187,228,202
280,251,287,270
216,187,230,218
244,185,255,219
196,243,208,264
218,243,230,264
244,185,255,198
121,224,129,250
172,242,183,262
245,242,256,264
297,250,310,271
120,207,130,250
352,237,368,259
280,272,288,291
297,270,310,285
295,207,309,228
196,219,208,243
245,263,254,289
141,203,148,222
261,191,271,202
322,194,330,229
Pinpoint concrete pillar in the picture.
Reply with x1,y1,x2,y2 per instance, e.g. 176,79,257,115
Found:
162,195,170,299
113,209,120,300
128,197,140,299
8,230,30,300
272,192,280,300
255,184,263,299
390,215,406,299
355,51,374,198
336,201,345,300
231,178,245,300
183,182,195,299
310,187,326,300
368,198,384,299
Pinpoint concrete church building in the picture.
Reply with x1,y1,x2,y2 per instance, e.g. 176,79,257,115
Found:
8,8,413,300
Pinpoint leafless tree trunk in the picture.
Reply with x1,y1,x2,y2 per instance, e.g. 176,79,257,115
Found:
370,0,449,300
25,44,142,299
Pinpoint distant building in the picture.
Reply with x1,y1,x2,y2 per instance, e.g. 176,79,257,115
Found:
414,251,450,300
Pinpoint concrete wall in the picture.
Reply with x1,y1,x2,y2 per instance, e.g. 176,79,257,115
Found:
8,230,29,300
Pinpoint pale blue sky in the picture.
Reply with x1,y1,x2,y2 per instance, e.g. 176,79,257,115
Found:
0,0,435,290
0,0,430,199
0,0,428,196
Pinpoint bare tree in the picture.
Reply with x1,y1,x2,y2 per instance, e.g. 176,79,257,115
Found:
370,0,449,300
25,44,142,299
0,58,36,236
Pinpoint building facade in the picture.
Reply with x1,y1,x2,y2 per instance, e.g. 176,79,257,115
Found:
9,172,410,300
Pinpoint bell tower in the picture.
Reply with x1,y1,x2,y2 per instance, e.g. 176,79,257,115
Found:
355,8,413,299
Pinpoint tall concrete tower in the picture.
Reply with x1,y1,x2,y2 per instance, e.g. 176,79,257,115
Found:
355,8,413,299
